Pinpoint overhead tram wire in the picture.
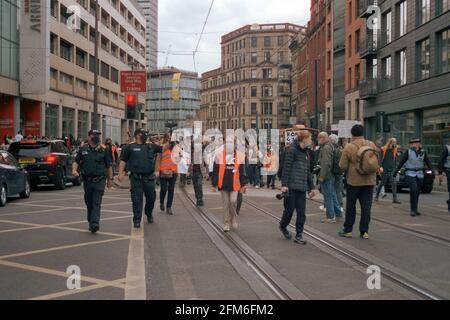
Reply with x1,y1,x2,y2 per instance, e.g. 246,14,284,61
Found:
192,0,216,72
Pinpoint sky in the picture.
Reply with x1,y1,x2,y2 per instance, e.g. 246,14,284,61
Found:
157,0,310,75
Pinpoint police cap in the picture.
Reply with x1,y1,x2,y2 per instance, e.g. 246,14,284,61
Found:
88,129,102,136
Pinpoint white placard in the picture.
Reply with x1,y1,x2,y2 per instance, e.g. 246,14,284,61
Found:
338,120,362,138
285,131,297,146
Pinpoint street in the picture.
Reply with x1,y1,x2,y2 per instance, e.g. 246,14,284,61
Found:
1,182,449,300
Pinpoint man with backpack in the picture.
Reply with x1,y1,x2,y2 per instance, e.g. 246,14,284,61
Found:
338,125,379,240
317,132,343,223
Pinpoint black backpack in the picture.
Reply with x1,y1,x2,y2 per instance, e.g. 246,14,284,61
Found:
331,145,343,175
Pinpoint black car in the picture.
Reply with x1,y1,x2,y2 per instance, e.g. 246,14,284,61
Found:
9,140,81,190
0,150,31,206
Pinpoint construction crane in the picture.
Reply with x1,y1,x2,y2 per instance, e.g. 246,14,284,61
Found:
164,44,172,67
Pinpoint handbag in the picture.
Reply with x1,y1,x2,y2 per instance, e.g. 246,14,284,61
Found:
160,169,174,179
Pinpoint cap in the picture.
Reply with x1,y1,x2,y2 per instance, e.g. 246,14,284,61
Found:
409,138,421,144
88,130,102,136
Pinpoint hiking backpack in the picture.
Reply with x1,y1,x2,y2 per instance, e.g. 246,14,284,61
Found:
351,141,380,175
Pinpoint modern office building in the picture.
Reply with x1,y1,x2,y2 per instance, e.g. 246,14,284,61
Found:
201,23,304,132
137,0,158,70
147,67,201,134
359,0,450,164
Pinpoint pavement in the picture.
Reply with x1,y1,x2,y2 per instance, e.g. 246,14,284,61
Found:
0,177,449,300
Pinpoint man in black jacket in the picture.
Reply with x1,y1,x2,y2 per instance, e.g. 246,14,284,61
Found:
279,130,316,244
438,144,450,213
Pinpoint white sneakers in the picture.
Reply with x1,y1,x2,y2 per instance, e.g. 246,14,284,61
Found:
223,219,238,232
321,218,337,223
319,205,325,211
223,224,231,232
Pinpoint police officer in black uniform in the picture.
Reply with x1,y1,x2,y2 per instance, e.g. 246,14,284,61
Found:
118,128,163,228
72,130,113,233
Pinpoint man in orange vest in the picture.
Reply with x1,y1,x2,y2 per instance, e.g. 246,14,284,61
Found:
212,143,248,232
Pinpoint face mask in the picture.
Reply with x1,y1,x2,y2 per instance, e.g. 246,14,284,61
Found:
91,136,100,145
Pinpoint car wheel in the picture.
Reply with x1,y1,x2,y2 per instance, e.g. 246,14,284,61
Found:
55,169,67,190
421,185,433,194
0,184,7,207
20,180,31,199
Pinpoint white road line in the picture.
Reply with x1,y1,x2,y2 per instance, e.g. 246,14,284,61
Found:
124,223,146,300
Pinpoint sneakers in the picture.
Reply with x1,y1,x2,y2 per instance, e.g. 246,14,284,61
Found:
160,203,165,211
321,218,337,223
279,226,292,240
255,186,260,189
223,224,231,232
294,234,307,245
147,216,153,224
166,208,173,215
338,231,352,238
133,222,141,229
361,232,369,240
196,200,204,207
319,205,325,212
411,211,417,217
393,200,401,204
416,211,421,216
231,220,238,230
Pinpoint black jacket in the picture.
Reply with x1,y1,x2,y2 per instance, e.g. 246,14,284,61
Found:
438,146,450,174
281,143,314,192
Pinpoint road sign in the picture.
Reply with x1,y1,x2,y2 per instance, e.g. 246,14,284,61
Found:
338,120,362,138
120,71,147,93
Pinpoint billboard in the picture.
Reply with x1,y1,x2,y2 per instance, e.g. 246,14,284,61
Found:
20,0,50,95
172,72,181,101
120,71,147,93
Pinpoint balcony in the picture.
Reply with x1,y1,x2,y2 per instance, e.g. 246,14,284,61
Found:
359,0,377,18
359,78,377,99
359,32,378,58
380,76,392,92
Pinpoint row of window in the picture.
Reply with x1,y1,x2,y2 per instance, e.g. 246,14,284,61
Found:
222,50,286,71
207,102,275,119
0,0,18,79
223,35,285,55
205,84,277,104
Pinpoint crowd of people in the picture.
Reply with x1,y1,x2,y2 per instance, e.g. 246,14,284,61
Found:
56,125,450,241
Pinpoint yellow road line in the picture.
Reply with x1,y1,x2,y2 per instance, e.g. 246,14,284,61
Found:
124,223,146,300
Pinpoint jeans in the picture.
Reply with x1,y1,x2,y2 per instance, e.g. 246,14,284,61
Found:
405,175,423,212
249,164,260,186
321,178,342,219
220,191,238,226
343,185,374,234
333,174,344,207
192,171,203,202
130,174,156,223
179,174,187,186
376,171,398,201
280,190,306,236
83,179,106,227
446,169,450,212
160,175,177,209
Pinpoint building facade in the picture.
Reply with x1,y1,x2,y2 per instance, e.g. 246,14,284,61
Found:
137,0,158,70
359,0,450,164
10,0,147,144
147,67,201,134
200,23,304,132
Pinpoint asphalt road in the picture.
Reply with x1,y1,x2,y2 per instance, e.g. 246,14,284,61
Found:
0,181,448,300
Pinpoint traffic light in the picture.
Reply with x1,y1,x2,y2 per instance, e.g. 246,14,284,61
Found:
125,94,137,120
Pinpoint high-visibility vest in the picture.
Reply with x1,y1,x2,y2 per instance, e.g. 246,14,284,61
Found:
217,151,241,192
160,149,177,173
381,146,397,161
111,144,118,162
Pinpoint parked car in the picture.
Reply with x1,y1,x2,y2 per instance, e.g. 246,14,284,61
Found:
0,150,31,206
8,140,81,190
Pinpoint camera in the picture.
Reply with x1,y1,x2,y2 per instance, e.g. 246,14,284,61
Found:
276,192,288,200
313,164,321,175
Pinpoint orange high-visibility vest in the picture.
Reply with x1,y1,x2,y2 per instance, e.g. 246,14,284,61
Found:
217,151,241,192
160,149,178,173
381,146,397,161
111,144,118,162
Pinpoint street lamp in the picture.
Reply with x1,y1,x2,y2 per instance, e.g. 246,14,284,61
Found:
92,0,99,130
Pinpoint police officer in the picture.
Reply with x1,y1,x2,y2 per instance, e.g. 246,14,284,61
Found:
118,128,162,228
438,143,450,213
72,130,113,233
395,138,432,217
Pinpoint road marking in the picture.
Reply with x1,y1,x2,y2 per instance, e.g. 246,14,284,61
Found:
124,223,146,300
0,226,43,234
0,237,128,260
28,278,127,300
0,260,127,290
0,207,74,218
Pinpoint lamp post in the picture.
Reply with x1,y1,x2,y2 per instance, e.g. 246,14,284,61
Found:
92,0,99,130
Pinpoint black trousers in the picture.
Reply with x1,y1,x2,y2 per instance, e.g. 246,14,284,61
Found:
344,185,373,234
405,175,423,212
160,175,177,208
83,178,106,227
236,192,243,214
280,190,306,236
267,175,276,188
376,171,398,201
192,171,203,202
446,169,450,211
130,174,156,223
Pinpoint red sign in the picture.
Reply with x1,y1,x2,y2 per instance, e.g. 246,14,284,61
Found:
120,71,147,93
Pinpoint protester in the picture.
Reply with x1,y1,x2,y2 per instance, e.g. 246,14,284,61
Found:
375,138,400,204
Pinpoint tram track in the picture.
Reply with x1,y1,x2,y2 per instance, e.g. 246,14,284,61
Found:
243,197,448,300
178,188,308,300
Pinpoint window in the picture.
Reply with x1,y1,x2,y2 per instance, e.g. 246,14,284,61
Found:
251,86,257,97
438,28,450,73
263,68,272,79
51,0,58,18
264,51,271,62
50,33,57,54
251,36,257,48
348,67,352,89
348,35,352,57
417,38,430,79
327,79,331,98
349,1,353,24
60,5,69,25
111,67,119,83
60,39,72,61
381,56,392,90
59,72,73,84
251,69,257,79
262,86,273,97
418,0,430,25
50,68,57,80
277,51,284,63
262,102,273,115
76,48,86,68
355,64,360,85
440,0,450,13
397,49,407,85
89,55,98,73
384,11,392,44
252,52,258,64
77,20,87,38
278,36,284,46
264,36,271,47
355,29,360,54
251,103,257,115
398,1,407,37
327,51,331,70
76,78,87,89
327,23,331,41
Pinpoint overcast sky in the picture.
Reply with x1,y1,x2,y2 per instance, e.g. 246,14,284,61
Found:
157,0,310,75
